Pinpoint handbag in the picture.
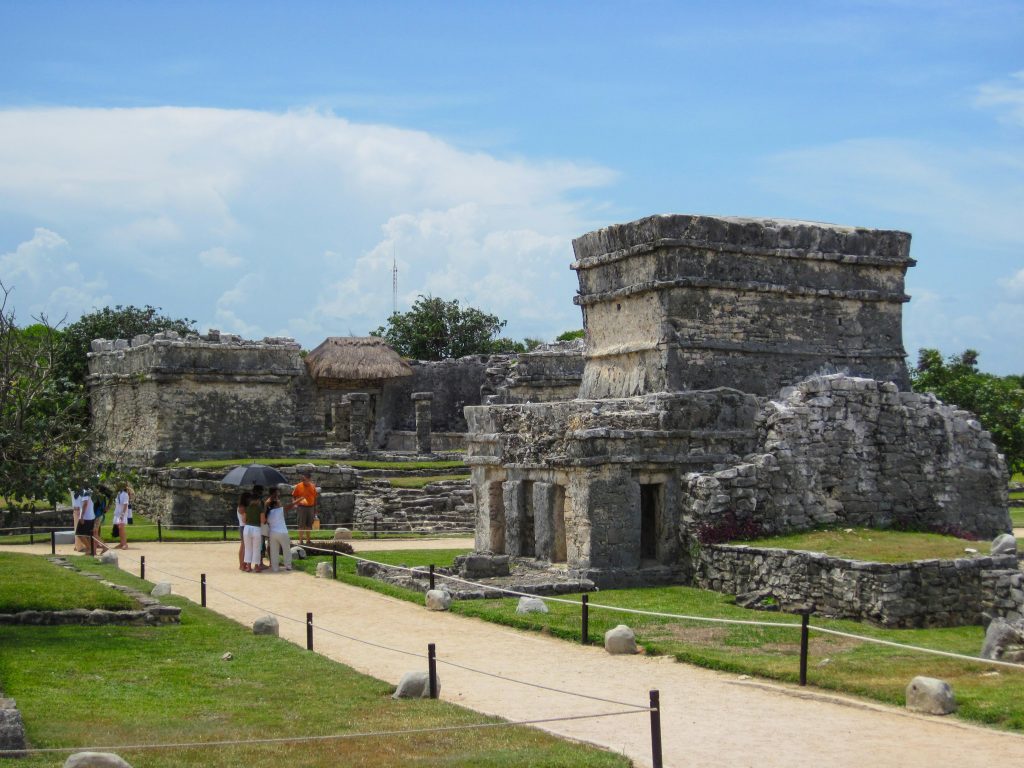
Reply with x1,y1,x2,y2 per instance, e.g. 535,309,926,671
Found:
312,516,321,531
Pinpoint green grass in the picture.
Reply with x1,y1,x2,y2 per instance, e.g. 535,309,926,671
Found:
176,458,467,471
387,474,471,488
0,556,628,768
300,547,1024,734
0,552,135,611
1011,508,1024,527
734,528,986,563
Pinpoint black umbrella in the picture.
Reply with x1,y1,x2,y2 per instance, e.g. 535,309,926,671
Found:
220,464,290,487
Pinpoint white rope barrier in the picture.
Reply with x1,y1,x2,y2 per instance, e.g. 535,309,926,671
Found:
0,707,650,756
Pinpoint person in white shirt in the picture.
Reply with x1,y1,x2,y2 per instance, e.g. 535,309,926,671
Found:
71,489,84,551
113,485,130,549
74,491,107,554
263,488,292,572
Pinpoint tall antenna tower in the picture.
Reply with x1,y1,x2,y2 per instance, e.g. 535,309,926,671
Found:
392,248,398,316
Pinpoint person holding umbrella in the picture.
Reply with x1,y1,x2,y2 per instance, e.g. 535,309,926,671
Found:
242,485,265,572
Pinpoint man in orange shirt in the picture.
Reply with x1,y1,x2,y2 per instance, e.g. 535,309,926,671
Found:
288,471,318,545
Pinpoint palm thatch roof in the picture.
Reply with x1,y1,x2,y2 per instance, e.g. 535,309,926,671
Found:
305,337,413,381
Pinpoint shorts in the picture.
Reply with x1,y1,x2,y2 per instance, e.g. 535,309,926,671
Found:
297,506,315,529
75,518,95,535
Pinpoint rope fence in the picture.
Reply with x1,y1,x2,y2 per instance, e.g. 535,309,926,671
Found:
299,544,1024,675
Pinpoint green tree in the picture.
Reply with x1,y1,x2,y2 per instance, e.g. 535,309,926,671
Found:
0,284,91,510
910,348,1024,474
556,329,585,342
56,304,196,387
371,296,511,360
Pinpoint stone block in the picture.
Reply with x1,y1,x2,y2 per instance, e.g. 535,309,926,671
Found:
425,589,452,611
604,624,638,654
150,582,172,597
516,597,549,614
252,615,279,636
905,676,956,715
64,753,134,767
315,562,334,579
991,534,1017,557
393,670,439,699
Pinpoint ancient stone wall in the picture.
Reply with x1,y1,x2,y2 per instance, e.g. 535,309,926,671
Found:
694,544,1020,628
483,340,585,404
378,357,490,438
88,331,305,465
354,478,474,533
682,374,1011,539
132,465,356,527
572,215,913,398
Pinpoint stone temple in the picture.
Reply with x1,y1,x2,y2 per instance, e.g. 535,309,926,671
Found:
464,214,1010,588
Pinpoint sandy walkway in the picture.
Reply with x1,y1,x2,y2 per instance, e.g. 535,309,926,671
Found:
6,539,1024,768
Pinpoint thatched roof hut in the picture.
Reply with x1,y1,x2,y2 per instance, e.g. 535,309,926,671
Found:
304,337,413,382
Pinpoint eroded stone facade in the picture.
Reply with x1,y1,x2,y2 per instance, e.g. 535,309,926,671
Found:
465,214,1012,594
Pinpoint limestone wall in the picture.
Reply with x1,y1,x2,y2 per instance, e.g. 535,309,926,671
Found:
132,465,356,527
572,215,913,398
483,340,585,404
694,544,1020,628
378,357,490,439
88,331,305,465
683,375,1010,539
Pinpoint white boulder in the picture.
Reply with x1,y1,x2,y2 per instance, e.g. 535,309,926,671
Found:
315,562,334,579
150,582,172,597
64,752,133,767
425,589,452,611
516,596,549,614
905,676,956,715
604,624,638,655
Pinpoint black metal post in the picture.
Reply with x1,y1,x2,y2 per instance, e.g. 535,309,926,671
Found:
158,519,163,543
223,524,227,541
429,564,435,590
201,573,207,607
332,551,337,578
50,530,56,555
799,611,810,686
29,520,34,545
306,612,313,651
373,517,378,539
141,556,145,580
428,643,438,699
649,690,663,768
581,594,589,645
89,533,95,556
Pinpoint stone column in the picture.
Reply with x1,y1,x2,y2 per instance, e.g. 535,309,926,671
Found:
533,482,556,561
347,393,370,453
411,392,434,454
502,480,526,556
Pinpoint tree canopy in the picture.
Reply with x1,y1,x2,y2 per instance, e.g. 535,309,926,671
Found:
0,285,90,508
371,296,520,360
910,348,1024,475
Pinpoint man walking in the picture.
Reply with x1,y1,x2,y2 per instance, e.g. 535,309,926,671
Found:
289,471,318,545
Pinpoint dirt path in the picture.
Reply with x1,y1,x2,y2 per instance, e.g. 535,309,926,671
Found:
6,539,1024,768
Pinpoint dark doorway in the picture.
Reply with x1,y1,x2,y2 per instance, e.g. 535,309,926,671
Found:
551,485,567,563
640,484,660,561
520,481,535,557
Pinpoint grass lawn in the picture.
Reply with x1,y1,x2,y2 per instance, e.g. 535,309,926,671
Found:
0,553,134,611
298,546,1024,734
733,528,988,562
0,556,628,768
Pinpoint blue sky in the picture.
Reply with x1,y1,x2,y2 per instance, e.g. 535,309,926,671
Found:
1,0,1022,373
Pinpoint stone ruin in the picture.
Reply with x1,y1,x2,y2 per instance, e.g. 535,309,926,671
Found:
86,332,584,466
464,214,1012,598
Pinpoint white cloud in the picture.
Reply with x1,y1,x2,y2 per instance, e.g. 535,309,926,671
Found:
1000,267,1024,301
0,106,613,344
976,70,1024,126
199,246,243,269
0,227,111,321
